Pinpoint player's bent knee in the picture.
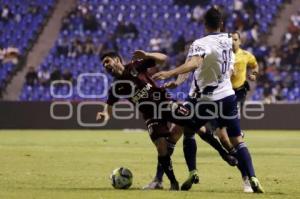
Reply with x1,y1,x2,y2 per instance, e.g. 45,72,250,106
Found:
169,124,183,144
229,136,243,147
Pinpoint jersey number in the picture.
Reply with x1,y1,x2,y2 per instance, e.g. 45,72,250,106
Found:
222,49,232,74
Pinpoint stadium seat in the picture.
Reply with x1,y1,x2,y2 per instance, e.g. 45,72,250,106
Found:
17,0,297,102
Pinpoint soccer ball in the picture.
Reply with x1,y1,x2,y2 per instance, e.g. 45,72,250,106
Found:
110,167,133,189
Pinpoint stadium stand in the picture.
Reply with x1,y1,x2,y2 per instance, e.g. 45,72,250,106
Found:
0,0,56,97
17,0,299,102
252,9,300,102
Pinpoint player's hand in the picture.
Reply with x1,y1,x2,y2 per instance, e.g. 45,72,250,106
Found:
132,50,148,60
248,74,256,81
152,71,172,80
96,112,109,121
164,81,179,89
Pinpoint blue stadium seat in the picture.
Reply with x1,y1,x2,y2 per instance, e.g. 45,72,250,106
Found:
17,0,295,102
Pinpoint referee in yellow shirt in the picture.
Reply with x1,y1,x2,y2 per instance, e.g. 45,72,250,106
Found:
231,32,259,104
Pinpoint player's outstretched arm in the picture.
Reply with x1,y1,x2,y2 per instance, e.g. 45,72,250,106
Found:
164,73,190,89
96,104,112,122
153,56,202,80
133,50,168,65
164,57,192,89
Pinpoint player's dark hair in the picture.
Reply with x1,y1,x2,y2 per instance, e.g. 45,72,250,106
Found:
204,7,223,30
232,31,241,39
100,51,123,63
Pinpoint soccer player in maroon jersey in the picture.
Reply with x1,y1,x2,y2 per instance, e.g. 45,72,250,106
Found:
96,50,238,190
96,50,192,190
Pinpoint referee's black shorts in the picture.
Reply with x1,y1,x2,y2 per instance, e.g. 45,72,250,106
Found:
234,81,250,103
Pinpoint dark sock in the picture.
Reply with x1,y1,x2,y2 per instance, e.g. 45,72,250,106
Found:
199,129,228,157
238,163,248,178
167,140,175,156
158,155,177,183
154,163,164,182
154,141,175,182
235,142,256,177
183,134,197,171
229,149,248,177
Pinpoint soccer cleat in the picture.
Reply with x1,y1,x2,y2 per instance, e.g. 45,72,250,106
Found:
170,181,179,191
242,176,253,193
249,177,265,193
221,154,239,167
142,180,163,190
180,170,200,191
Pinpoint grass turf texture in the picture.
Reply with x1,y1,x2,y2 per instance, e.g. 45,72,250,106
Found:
0,130,299,199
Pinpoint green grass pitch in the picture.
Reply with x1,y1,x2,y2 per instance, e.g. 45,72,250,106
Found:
0,130,299,199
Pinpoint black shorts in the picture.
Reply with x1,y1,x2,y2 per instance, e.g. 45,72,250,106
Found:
142,101,193,142
184,95,241,137
234,81,250,103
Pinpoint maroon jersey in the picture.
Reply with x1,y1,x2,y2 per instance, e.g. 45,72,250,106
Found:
107,59,171,118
